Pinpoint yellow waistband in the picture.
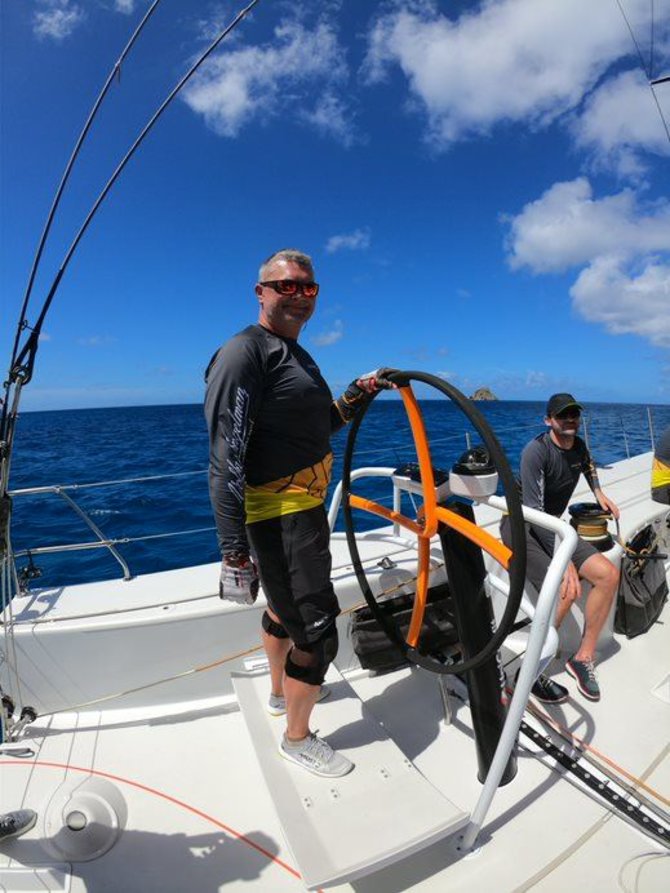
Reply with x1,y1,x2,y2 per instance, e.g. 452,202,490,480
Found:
245,489,323,524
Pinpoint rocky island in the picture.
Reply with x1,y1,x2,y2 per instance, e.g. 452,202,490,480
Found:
470,387,498,401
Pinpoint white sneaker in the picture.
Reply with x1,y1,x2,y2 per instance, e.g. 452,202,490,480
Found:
267,684,331,717
279,732,354,777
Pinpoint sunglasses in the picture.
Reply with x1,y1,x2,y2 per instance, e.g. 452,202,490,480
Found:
260,279,319,298
555,409,581,420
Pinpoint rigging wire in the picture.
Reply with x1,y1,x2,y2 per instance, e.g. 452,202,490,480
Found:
5,0,165,389
0,0,263,607
8,0,262,391
650,0,655,80
0,0,165,481
614,0,670,146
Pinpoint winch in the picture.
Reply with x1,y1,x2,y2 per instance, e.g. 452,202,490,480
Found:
568,502,613,550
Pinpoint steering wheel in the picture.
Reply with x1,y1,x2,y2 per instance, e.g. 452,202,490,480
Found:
342,370,526,675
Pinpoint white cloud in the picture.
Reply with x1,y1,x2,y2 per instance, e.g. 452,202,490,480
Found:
311,320,343,346
114,0,135,14
364,0,666,165
505,176,670,347
301,91,356,147
33,1,84,41
505,178,670,273
76,335,117,347
183,19,354,144
570,256,670,347
573,70,670,175
525,370,548,389
325,228,371,254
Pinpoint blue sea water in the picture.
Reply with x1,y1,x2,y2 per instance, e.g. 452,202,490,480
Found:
8,400,670,588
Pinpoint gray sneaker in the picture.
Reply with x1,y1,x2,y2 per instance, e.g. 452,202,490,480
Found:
279,732,354,777
0,810,37,841
267,684,331,717
566,655,600,701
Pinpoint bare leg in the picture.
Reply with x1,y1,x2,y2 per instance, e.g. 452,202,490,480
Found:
554,587,577,628
571,554,619,661
285,647,320,741
262,608,291,697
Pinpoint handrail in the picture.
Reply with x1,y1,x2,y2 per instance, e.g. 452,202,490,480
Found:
460,496,580,851
8,468,207,497
9,472,215,583
57,488,131,580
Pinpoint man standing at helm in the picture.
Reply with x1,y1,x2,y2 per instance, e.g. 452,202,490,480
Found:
501,393,620,703
205,248,393,778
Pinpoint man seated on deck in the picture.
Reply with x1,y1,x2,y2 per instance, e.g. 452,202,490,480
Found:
205,248,393,778
651,427,670,505
501,393,620,703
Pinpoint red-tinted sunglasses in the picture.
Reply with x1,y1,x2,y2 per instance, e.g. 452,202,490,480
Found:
260,279,319,298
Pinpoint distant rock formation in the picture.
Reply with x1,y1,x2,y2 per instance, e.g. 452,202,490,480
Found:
470,387,498,401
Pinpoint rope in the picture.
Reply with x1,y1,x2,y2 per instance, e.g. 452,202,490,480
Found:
527,698,670,810
502,652,670,812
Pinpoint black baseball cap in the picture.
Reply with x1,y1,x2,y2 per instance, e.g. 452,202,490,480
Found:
546,393,583,417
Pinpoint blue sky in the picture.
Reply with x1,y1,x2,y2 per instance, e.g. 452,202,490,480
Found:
2,0,669,411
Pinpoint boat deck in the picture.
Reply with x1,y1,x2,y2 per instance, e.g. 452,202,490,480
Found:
2,608,668,891
1,451,669,891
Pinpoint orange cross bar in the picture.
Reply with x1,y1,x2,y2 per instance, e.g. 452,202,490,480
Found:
347,494,424,536
435,505,512,569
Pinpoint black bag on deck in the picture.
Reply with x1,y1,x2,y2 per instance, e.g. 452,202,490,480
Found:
614,524,668,639
350,582,459,673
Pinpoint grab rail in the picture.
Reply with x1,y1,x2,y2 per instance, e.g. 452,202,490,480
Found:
9,477,214,583
461,497,578,851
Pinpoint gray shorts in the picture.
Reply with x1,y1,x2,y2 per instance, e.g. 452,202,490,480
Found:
500,516,599,594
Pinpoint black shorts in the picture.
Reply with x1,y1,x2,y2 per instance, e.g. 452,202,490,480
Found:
500,516,599,594
652,485,670,505
246,504,340,648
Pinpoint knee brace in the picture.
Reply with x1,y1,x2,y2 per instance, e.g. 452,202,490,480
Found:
284,626,339,686
262,610,289,639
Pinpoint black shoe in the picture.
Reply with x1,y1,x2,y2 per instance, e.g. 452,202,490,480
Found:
531,674,569,704
515,669,569,704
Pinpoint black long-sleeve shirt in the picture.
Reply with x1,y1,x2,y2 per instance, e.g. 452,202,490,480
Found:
204,324,344,554
518,432,601,554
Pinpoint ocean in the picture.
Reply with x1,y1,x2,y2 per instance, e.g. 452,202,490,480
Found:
9,400,670,588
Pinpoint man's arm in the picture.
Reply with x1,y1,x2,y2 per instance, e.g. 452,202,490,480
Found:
581,444,620,519
204,336,264,557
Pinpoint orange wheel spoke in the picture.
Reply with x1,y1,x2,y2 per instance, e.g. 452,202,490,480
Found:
435,506,512,568
398,387,438,537
348,494,424,536
406,537,430,647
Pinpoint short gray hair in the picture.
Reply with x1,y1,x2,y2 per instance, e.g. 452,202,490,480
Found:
258,248,314,282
